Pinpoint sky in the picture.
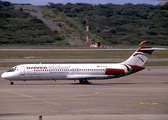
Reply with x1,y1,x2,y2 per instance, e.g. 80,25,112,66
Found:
2,0,168,5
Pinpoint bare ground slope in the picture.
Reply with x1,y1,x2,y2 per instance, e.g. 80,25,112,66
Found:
15,5,85,46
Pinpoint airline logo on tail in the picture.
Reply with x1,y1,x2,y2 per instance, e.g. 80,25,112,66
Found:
133,53,146,62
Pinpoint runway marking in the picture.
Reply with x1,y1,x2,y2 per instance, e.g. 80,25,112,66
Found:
0,89,41,104
40,91,99,100
70,87,168,110
0,88,98,104
46,85,61,86
101,92,168,109
1,87,168,110
135,102,160,105
0,89,39,100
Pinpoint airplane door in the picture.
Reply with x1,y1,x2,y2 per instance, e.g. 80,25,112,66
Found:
20,66,25,75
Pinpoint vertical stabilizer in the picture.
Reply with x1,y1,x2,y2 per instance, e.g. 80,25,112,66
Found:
121,47,166,66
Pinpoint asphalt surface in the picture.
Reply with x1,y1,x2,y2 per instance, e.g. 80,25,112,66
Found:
0,66,168,120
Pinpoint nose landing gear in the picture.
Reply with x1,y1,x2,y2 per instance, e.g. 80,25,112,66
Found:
10,80,14,85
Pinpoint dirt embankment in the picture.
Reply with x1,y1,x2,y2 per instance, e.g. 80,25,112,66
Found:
15,5,85,46
15,5,61,31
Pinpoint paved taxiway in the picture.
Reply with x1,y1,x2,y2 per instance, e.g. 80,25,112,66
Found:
0,66,168,120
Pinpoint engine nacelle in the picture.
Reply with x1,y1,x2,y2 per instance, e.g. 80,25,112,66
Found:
105,68,125,75
105,64,133,75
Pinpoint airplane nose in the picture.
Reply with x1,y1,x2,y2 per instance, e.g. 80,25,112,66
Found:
1,73,6,79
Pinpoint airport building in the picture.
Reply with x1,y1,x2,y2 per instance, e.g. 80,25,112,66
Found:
160,2,168,5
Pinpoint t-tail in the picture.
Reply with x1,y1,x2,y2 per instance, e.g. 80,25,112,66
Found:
121,46,167,74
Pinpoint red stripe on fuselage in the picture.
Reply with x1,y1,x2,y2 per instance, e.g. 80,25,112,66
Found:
105,68,125,75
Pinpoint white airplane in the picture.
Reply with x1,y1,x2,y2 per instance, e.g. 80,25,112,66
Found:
1,46,167,85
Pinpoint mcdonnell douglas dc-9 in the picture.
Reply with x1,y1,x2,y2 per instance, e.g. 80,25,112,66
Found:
1,46,167,85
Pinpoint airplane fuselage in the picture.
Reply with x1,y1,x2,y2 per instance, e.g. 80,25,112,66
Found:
2,46,166,85
2,63,136,81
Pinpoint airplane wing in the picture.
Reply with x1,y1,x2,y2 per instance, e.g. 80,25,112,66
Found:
66,74,110,79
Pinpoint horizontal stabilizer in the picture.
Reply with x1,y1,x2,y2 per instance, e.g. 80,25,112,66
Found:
140,48,167,51
122,46,167,66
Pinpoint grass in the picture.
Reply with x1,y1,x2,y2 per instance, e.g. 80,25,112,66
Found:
0,50,167,67
0,51,131,59
0,44,167,49
0,45,167,67
0,50,167,59
0,44,88,49
0,61,168,67
144,61,168,66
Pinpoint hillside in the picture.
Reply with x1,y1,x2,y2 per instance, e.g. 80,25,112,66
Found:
43,3,168,46
0,1,64,45
0,1,168,46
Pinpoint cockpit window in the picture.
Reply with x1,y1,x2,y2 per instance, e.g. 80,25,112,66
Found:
7,67,17,72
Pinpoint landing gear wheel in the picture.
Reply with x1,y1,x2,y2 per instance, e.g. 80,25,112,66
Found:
10,81,14,85
79,79,91,84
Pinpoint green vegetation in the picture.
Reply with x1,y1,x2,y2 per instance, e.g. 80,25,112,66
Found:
0,1,64,45
0,61,168,67
144,61,168,66
0,50,132,59
0,1,168,46
45,2,168,46
0,50,167,59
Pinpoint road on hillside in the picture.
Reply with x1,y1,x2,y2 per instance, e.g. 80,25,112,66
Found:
15,5,61,31
15,5,85,46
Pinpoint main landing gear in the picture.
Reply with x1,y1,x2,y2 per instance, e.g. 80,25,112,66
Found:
10,80,14,85
79,79,91,84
